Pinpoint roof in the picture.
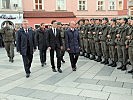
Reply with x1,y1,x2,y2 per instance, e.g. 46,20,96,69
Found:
24,11,76,18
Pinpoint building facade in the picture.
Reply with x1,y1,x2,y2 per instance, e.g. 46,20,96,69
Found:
128,0,133,16
22,0,128,28
0,0,23,28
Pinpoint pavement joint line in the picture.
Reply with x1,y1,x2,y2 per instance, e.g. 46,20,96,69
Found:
107,92,111,100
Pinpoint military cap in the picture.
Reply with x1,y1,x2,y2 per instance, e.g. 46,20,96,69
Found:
121,17,128,23
111,18,117,23
57,22,62,25
102,17,109,22
85,19,89,21
128,17,133,20
90,18,95,21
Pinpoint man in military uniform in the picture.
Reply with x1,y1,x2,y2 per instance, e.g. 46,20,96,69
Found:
84,19,91,58
107,18,118,67
79,19,85,56
99,18,110,65
93,19,102,62
57,22,65,63
0,22,15,62
116,18,129,71
125,17,133,73
87,18,96,60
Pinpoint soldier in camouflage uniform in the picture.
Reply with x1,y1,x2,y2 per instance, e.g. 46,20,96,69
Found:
93,19,102,62
84,19,91,58
99,18,110,65
125,17,133,73
116,18,129,71
0,22,15,62
106,18,118,67
79,20,85,56
57,22,66,63
87,18,96,60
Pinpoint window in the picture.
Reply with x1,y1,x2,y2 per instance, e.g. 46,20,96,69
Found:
2,0,10,9
118,0,123,10
78,0,87,10
109,0,116,10
56,0,66,10
34,0,44,10
130,7,133,15
97,0,105,11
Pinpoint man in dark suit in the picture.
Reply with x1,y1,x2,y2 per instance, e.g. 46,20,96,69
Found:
65,21,81,71
35,23,47,67
47,20,63,73
16,20,36,78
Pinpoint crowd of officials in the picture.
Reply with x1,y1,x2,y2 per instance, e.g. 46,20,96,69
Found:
0,17,133,78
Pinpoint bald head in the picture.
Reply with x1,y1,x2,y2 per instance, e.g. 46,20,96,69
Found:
69,21,76,28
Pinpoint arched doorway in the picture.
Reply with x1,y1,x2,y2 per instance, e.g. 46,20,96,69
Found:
1,21,14,28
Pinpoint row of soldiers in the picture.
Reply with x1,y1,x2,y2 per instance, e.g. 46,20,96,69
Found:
77,17,133,73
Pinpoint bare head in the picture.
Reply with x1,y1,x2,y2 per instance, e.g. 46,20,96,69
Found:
69,21,76,28
22,19,29,29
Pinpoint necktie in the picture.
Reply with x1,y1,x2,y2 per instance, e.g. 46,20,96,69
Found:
54,28,56,36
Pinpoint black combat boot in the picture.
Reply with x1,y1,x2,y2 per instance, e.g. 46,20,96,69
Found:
128,69,133,73
108,61,114,66
101,59,106,64
90,55,96,60
104,59,109,65
95,56,102,62
121,65,127,71
86,53,90,58
117,62,123,70
111,62,117,67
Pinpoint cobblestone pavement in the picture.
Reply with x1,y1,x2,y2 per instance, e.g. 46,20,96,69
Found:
0,48,133,100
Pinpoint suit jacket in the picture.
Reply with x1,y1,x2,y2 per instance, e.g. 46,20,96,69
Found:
65,28,81,53
16,28,36,56
47,28,63,49
35,28,48,50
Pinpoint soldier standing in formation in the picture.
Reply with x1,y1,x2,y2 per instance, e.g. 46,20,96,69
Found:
0,22,15,63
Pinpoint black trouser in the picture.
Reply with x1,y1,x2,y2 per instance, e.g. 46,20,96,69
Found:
22,48,33,74
61,50,65,60
0,39,3,47
69,53,79,68
39,49,47,64
50,46,61,69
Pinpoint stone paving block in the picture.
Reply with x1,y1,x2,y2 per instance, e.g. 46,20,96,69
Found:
7,95,41,100
86,98,105,100
79,89,110,100
102,86,132,95
54,87,82,95
29,90,59,100
54,94,86,100
108,93,133,100
75,78,99,84
77,83,103,91
123,82,133,89
96,66,115,76
6,87,35,97
97,80,123,87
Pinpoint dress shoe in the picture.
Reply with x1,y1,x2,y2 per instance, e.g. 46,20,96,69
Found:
41,63,44,67
44,62,46,65
52,69,57,72
90,55,96,60
128,69,133,73
72,68,76,71
58,68,62,73
111,62,117,67
26,73,30,78
121,65,127,71
104,59,109,65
